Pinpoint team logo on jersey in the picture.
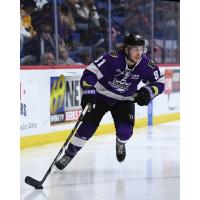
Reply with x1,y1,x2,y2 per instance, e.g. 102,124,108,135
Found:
115,69,122,73
148,60,155,69
108,78,131,93
115,69,132,80
131,74,140,79
129,114,134,120
109,69,132,93
109,51,118,58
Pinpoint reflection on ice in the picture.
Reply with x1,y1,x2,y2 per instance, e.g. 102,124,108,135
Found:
21,121,179,200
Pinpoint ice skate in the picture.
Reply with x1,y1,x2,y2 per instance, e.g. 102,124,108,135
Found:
55,154,72,170
116,137,126,162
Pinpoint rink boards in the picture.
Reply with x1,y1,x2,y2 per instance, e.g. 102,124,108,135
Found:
20,64,180,149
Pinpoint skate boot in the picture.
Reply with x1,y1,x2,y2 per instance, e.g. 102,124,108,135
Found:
116,137,126,162
55,154,72,170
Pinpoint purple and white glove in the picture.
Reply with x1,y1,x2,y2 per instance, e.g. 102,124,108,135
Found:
81,87,96,111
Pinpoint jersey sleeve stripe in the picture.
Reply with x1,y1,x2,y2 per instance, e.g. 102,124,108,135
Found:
86,63,104,79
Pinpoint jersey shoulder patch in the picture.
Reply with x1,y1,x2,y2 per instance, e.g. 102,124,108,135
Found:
148,59,156,69
109,50,118,58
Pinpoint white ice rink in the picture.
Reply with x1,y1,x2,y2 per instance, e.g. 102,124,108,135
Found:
20,121,179,200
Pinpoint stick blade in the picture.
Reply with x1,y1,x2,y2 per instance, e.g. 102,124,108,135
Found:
25,176,43,189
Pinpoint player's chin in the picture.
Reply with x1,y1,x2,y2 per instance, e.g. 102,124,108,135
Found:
133,58,140,63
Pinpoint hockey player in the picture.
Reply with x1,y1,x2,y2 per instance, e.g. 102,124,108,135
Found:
56,32,165,170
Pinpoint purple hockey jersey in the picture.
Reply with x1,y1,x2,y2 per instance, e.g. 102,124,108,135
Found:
81,50,164,102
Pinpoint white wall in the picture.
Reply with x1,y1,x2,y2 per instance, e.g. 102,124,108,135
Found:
20,65,180,137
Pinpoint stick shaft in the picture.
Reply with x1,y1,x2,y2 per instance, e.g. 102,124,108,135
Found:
25,104,90,187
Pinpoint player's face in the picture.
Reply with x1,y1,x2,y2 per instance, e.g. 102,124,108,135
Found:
128,46,144,63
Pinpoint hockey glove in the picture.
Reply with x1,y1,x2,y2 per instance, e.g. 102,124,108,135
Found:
134,86,155,106
81,87,96,111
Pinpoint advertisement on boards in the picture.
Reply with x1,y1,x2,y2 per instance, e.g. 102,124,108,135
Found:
20,65,179,137
153,66,180,116
50,74,82,125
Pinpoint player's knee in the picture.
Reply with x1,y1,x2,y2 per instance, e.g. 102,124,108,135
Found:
65,123,98,157
76,122,98,140
116,123,133,142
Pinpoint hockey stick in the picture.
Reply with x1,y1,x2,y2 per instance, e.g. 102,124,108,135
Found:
25,104,90,189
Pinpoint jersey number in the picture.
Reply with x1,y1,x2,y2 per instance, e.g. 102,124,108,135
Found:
94,56,106,68
153,71,159,80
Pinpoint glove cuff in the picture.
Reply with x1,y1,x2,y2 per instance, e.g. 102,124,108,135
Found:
143,86,155,100
83,88,96,95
